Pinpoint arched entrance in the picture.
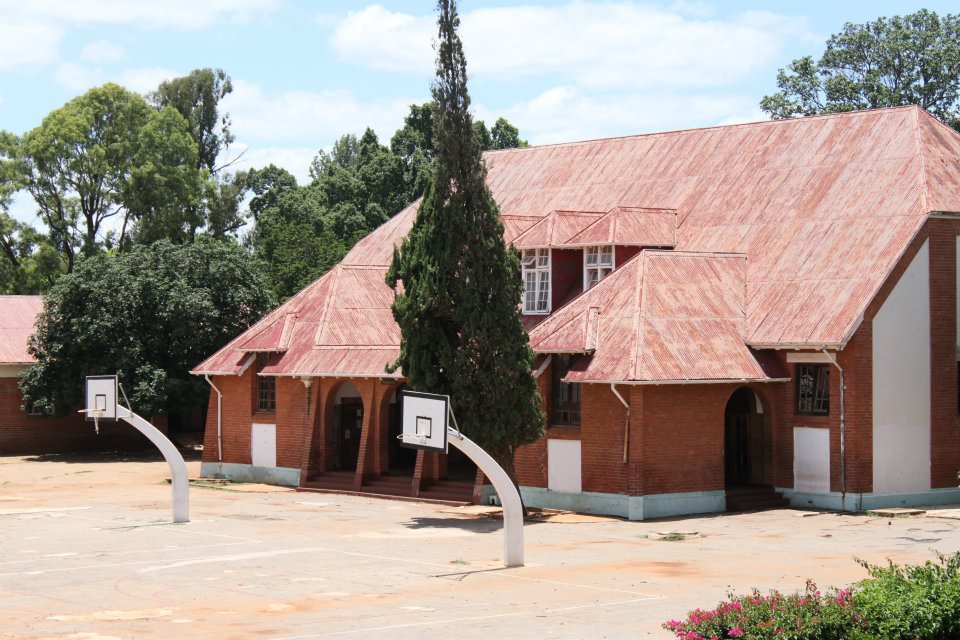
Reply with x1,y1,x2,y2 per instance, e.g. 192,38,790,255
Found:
724,387,769,486
724,387,782,510
333,381,363,471
385,384,417,474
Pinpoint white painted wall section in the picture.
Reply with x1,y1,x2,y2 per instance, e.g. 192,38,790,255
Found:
794,427,830,493
548,439,582,493
873,240,930,493
251,423,277,468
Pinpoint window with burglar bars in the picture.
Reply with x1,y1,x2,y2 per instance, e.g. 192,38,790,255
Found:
796,364,829,415
584,245,614,290
552,355,581,426
521,248,550,314
257,353,277,412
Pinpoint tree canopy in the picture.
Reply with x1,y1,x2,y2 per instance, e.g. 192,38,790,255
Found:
761,9,960,131
19,239,274,417
17,83,200,267
386,0,544,483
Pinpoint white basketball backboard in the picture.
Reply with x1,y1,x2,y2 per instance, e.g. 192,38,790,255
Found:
85,375,118,420
400,390,448,452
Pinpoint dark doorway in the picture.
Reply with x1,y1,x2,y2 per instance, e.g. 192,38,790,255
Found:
724,387,763,486
387,385,417,474
336,400,363,470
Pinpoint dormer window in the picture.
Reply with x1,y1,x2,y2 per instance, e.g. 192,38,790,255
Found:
522,248,550,314
584,246,614,289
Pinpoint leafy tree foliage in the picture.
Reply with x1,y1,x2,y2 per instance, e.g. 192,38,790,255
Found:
17,84,199,268
245,166,349,300
149,68,243,242
309,133,360,179
390,103,527,206
19,240,273,417
387,0,545,484
149,68,234,174
761,9,960,131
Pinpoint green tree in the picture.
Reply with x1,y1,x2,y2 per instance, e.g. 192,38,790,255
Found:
490,117,528,150
386,0,545,486
761,9,960,131
149,68,243,242
309,133,360,179
245,166,352,300
149,68,234,174
391,102,527,204
18,84,199,268
19,239,274,417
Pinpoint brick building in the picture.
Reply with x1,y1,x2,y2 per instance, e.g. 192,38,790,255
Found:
193,107,960,518
0,295,141,454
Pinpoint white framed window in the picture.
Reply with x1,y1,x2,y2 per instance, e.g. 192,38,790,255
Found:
584,246,614,290
522,248,551,314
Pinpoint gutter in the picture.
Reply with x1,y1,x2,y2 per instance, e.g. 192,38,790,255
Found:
561,377,790,385
610,384,631,464
204,375,223,464
821,349,847,510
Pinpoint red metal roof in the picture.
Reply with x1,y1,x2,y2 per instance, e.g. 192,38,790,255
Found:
529,252,779,382
195,107,960,381
567,207,676,247
0,295,43,365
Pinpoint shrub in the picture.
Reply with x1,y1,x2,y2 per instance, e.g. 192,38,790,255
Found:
852,553,960,640
664,553,960,640
663,580,858,640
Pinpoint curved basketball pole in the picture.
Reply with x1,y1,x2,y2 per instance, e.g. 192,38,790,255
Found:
115,399,190,524
446,429,524,567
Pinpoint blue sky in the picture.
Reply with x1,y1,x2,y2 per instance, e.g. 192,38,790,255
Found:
2,1,957,223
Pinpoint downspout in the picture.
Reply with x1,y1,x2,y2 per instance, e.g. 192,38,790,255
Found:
204,375,223,465
821,350,846,510
611,383,631,464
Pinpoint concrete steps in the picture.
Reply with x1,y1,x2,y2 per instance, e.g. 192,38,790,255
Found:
298,472,472,507
725,484,789,512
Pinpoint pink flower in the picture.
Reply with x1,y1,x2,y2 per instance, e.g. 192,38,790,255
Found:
729,628,744,637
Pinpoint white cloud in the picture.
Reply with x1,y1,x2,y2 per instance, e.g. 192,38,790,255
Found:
223,79,422,145
498,85,762,145
330,2,808,89
119,67,180,94
228,145,319,184
53,62,105,92
81,39,125,63
0,0,279,30
0,21,63,71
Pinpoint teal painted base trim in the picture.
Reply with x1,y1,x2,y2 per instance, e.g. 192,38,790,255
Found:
200,461,300,487
512,486,726,521
778,487,960,512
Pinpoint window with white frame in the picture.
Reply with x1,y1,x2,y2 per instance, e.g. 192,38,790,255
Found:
521,248,551,314
584,246,614,289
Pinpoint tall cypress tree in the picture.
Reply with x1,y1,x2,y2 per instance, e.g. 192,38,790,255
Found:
386,0,545,485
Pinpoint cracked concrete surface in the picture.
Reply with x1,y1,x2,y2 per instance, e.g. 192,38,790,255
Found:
1,454,958,639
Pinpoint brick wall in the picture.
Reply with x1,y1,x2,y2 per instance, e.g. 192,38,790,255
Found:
0,377,152,454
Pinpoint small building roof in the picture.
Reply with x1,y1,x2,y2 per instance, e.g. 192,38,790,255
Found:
0,295,43,365
528,252,785,383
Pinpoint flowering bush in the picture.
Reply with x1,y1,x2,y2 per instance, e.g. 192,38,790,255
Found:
664,553,960,640
663,580,858,640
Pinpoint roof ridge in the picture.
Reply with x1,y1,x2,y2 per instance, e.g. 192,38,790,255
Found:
912,106,931,212
481,105,920,156
314,265,343,347
628,253,647,381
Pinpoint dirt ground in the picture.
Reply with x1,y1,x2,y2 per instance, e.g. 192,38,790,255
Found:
1,453,959,640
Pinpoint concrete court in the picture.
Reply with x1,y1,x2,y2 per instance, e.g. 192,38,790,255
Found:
1,454,959,640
